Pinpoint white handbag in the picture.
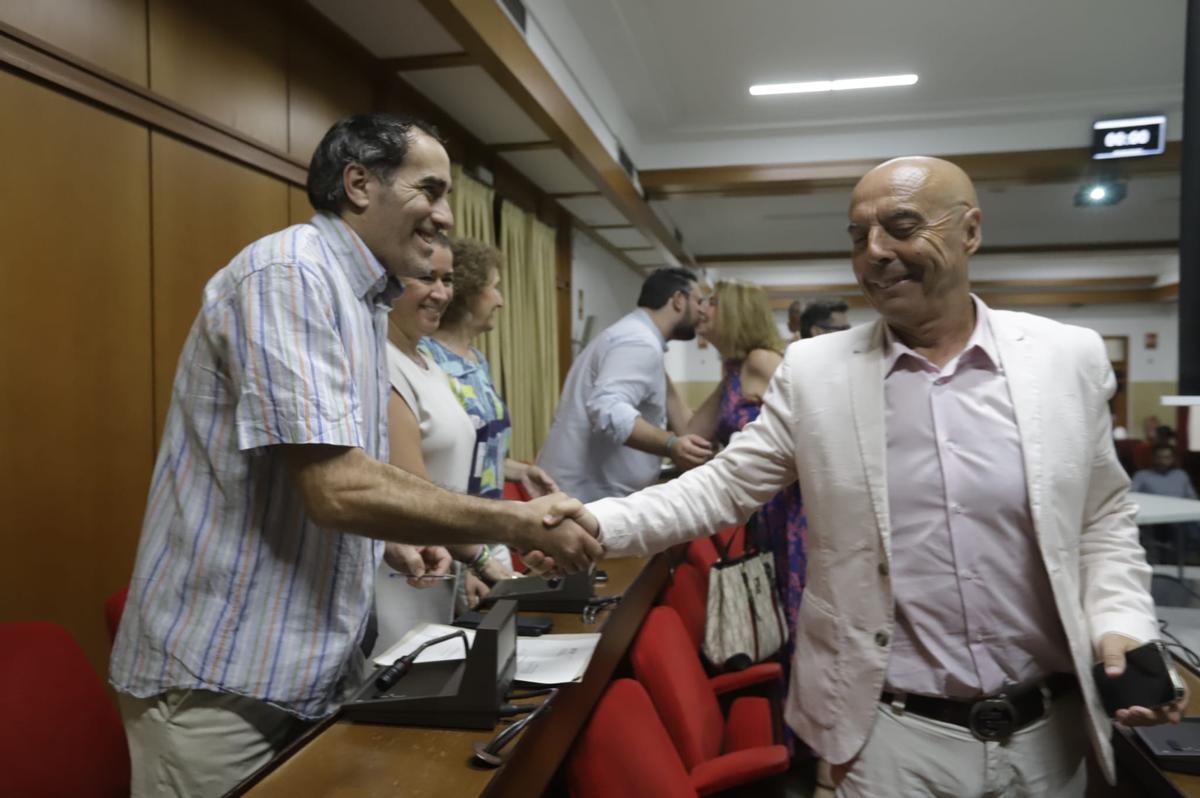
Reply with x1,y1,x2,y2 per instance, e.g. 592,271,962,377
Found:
702,525,787,669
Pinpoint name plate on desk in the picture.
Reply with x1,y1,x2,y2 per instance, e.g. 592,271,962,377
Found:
341,600,517,730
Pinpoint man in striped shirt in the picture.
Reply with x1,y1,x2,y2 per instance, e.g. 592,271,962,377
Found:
110,114,601,798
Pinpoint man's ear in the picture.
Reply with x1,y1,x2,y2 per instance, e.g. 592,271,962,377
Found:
962,207,983,256
343,163,373,212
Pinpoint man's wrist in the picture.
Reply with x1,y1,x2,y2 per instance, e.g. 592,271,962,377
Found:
501,499,537,550
665,433,678,456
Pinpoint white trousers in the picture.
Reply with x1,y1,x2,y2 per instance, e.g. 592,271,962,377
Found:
119,689,309,798
836,690,1088,798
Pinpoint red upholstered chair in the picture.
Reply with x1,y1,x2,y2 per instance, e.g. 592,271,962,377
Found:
566,679,698,798
631,607,788,795
1132,440,1155,471
501,480,531,571
659,563,785,695
0,622,130,798
661,562,708,649
686,536,720,580
502,479,531,502
105,585,129,643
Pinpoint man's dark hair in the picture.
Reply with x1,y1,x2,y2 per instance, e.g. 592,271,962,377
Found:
799,297,849,339
637,267,697,310
1153,443,1177,457
306,113,441,213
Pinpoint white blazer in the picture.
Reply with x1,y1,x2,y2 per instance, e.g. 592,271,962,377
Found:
590,302,1157,783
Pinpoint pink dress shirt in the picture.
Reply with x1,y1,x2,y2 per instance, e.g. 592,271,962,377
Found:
883,298,1073,698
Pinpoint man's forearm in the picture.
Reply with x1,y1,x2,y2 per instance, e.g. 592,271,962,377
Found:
288,446,529,548
665,376,692,433
623,416,671,457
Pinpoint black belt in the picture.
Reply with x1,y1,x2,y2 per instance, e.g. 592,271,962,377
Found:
879,673,1078,741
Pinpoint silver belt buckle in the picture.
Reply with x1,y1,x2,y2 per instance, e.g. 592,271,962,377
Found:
968,695,1017,741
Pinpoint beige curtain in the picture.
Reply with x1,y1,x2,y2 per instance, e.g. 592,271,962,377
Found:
493,201,560,462
449,164,495,244
448,164,502,376
525,218,560,457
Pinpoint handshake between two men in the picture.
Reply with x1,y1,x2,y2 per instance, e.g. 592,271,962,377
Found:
392,492,605,583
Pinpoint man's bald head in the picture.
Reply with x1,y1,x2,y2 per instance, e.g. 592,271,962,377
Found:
846,156,982,333
852,156,979,213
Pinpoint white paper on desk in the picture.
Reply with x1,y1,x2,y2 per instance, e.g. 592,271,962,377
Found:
372,624,600,685
513,633,601,685
372,623,474,667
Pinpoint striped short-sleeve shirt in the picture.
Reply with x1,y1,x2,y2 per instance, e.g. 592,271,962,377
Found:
109,213,398,719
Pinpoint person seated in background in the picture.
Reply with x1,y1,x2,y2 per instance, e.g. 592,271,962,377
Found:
537,267,713,502
1155,424,1180,450
1132,443,1200,565
374,237,521,657
421,237,559,501
1133,443,1197,499
797,297,850,339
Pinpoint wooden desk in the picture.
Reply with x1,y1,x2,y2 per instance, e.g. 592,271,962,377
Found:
236,554,670,798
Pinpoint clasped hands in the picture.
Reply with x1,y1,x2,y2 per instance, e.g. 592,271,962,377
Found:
383,492,602,586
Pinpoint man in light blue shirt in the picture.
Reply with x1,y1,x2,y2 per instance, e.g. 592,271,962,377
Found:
537,268,713,501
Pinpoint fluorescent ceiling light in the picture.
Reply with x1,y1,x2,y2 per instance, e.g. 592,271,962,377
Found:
749,73,918,96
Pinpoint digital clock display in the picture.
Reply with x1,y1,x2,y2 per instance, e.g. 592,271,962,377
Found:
1092,115,1167,160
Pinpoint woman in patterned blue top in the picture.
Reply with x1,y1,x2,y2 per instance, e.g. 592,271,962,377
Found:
420,237,558,500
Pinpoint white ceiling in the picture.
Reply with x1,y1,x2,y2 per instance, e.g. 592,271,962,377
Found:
559,0,1186,149
309,0,1188,269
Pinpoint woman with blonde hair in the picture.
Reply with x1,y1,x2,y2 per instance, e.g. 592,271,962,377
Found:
689,280,810,753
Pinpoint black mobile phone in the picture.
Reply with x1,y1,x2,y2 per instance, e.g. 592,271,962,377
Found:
1092,641,1185,715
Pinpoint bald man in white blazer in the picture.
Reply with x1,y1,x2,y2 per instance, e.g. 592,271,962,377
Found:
575,158,1181,797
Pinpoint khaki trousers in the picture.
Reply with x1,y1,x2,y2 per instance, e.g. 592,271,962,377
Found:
835,690,1088,798
118,689,309,798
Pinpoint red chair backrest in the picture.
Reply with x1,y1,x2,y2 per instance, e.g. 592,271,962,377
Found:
500,481,530,571
631,606,724,770
502,480,531,502
1132,440,1155,470
105,585,129,643
0,622,130,798
566,679,697,798
660,563,707,650
686,536,719,580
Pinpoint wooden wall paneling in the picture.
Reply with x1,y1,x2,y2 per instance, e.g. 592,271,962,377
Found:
0,0,148,85
285,15,375,164
0,70,154,678
148,0,288,152
151,133,289,439
288,185,314,226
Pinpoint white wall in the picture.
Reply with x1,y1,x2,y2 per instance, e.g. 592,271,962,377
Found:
763,303,1179,384
570,229,642,355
